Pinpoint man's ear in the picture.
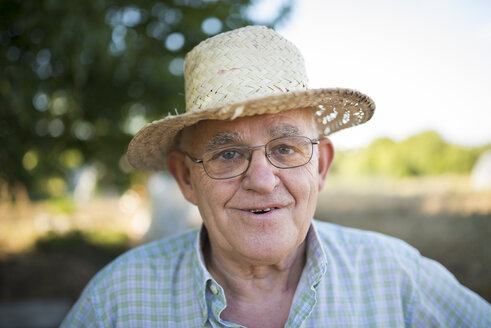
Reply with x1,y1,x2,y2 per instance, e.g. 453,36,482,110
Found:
316,138,335,191
167,150,198,205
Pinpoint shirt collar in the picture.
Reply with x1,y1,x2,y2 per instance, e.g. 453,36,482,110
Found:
191,221,328,325
192,225,214,326
305,220,328,287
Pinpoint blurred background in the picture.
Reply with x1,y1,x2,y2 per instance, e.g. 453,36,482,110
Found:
1,0,490,327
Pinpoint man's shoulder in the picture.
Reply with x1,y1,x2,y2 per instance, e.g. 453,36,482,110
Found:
86,228,199,292
61,228,204,326
311,220,423,305
114,227,198,264
313,220,420,262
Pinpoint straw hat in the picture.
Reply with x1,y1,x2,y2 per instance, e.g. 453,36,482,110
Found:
127,25,375,171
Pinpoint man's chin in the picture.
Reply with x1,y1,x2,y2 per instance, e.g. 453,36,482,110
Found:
233,235,304,265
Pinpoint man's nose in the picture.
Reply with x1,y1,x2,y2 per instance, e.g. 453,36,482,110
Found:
241,149,279,193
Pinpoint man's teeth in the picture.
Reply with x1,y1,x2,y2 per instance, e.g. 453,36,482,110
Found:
249,208,273,214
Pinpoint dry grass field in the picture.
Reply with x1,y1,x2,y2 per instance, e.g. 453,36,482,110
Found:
316,175,491,302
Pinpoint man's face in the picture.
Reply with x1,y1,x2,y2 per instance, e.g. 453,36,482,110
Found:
169,109,333,264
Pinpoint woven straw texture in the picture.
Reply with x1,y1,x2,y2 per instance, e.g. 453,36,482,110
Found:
127,26,375,171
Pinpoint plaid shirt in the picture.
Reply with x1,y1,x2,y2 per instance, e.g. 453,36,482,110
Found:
62,220,491,327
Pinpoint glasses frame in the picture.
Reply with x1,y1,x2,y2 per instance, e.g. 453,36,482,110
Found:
184,136,319,180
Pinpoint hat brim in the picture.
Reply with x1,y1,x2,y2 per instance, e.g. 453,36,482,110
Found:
127,88,375,171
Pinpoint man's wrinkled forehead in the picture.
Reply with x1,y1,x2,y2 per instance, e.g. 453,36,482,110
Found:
202,125,301,152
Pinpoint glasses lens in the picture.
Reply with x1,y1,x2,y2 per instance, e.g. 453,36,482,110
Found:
267,136,313,168
202,146,249,179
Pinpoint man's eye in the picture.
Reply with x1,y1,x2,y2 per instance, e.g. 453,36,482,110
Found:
274,145,295,155
211,149,243,161
220,150,239,160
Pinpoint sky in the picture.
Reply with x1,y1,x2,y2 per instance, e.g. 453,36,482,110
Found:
249,0,491,148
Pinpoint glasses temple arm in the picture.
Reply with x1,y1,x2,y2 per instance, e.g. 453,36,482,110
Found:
184,152,203,164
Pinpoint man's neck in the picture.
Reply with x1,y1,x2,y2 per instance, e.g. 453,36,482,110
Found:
204,236,307,327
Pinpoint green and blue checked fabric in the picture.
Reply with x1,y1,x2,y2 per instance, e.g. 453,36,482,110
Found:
62,220,491,327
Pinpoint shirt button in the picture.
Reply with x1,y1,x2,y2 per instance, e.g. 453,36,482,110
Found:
210,284,219,295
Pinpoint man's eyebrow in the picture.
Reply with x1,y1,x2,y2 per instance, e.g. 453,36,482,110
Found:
203,125,300,151
268,125,301,138
204,132,243,151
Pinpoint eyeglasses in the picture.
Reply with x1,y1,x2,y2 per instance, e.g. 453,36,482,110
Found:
184,136,319,180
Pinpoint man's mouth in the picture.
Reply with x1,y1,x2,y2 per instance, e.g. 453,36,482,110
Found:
247,207,278,214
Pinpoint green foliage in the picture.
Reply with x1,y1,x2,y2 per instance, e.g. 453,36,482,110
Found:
0,0,292,199
331,131,490,178
35,230,130,252
46,196,76,214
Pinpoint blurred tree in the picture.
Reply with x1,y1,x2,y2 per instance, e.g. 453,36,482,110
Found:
331,131,490,178
399,131,446,175
0,0,292,199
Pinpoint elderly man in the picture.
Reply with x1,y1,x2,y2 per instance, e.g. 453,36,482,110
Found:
62,26,490,327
